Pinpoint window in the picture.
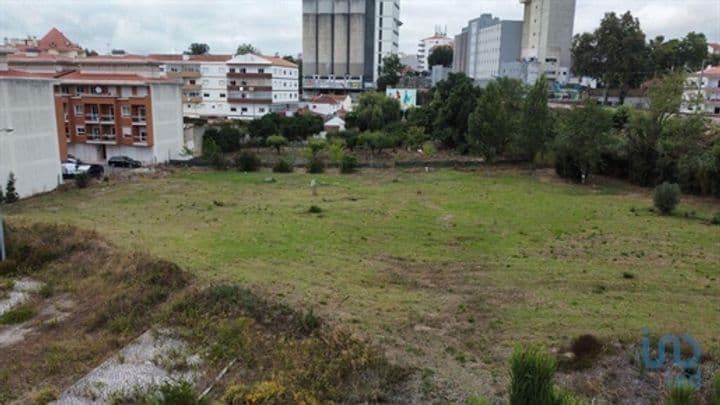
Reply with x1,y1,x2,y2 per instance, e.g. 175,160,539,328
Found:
220,93,226,98
241,107,248,112
230,68,236,73
76,126,85,136
74,105,83,115
76,86,85,94
259,108,265,113
204,93,210,98
258,68,264,74
230,107,237,112
121,106,130,117
189,79,196,85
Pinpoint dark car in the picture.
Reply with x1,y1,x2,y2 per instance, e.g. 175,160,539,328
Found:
108,156,142,168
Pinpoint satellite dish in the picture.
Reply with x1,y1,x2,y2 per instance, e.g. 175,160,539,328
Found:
95,86,102,94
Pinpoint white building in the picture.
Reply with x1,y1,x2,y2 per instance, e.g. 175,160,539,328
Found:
520,0,577,83
417,29,453,72
0,73,62,198
306,94,353,116
225,54,299,120
682,67,720,115
374,0,401,84
460,14,523,83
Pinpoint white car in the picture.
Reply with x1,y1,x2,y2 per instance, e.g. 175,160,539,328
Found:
62,161,105,179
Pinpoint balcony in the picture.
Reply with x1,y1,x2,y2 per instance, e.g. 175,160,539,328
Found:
167,70,201,79
85,114,99,123
87,133,117,144
133,135,148,145
183,84,202,91
226,98,272,105
227,85,272,92
132,116,147,125
100,114,115,123
182,96,203,103
227,72,272,79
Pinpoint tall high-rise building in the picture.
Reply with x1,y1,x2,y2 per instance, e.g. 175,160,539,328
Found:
302,0,401,93
520,0,576,80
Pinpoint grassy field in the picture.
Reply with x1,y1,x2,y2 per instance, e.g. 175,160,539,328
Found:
4,167,720,399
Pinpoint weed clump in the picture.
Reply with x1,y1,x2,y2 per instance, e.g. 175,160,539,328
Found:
666,379,697,405
340,154,358,174
711,212,720,226
235,151,261,172
509,345,557,405
31,387,59,405
273,159,294,173
308,205,323,214
307,157,325,174
0,304,35,325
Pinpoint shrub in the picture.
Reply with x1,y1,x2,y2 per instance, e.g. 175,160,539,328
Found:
570,335,602,360
308,205,323,214
273,159,294,173
31,387,59,405
266,135,288,154
327,139,346,164
203,138,228,170
654,182,681,215
4,172,19,203
509,345,556,405
307,157,325,174
222,381,288,404
0,184,4,204
75,172,91,189
666,379,697,405
340,155,358,174
235,151,261,172
711,212,720,226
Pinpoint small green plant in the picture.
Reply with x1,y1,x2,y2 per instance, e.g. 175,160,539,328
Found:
75,172,91,189
666,379,697,405
301,308,321,332
203,138,228,170
31,387,59,405
654,182,681,215
266,135,288,154
467,395,491,405
308,205,322,214
273,159,294,173
0,304,36,325
39,283,54,298
509,345,557,405
422,141,437,157
327,139,346,164
340,154,358,174
4,172,19,203
235,151,261,172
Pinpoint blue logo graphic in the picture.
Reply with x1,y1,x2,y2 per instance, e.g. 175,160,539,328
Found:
641,328,702,388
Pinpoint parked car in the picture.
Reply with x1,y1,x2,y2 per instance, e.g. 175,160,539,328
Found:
61,162,105,179
108,156,142,168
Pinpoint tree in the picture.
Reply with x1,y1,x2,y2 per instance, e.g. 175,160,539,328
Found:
236,43,260,55
553,101,615,183
4,172,19,203
0,184,4,204
649,33,709,73
266,135,288,154
376,54,404,92
347,92,402,132
467,78,524,161
187,43,210,55
427,45,453,69
572,12,649,105
519,75,553,161
428,73,481,150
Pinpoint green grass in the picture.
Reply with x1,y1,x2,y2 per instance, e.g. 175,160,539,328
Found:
4,168,720,385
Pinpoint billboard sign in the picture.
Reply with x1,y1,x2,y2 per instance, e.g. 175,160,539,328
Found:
386,88,417,111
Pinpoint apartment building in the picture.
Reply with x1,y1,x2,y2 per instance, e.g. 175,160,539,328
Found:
520,0,577,82
302,0,401,93
53,72,184,164
454,14,523,83
417,28,453,72
4,27,85,58
452,28,469,74
224,54,299,120
682,67,720,115
0,49,63,198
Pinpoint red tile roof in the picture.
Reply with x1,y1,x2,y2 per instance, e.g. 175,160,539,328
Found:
0,69,57,79
701,66,720,76
311,94,349,105
263,55,298,68
709,43,720,54
54,71,177,84
37,28,82,52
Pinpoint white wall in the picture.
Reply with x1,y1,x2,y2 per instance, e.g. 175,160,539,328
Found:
0,78,62,198
151,83,184,163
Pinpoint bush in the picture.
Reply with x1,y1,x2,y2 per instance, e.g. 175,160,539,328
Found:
75,172,91,189
340,155,358,174
235,151,261,172
422,141,437,157
509,345,556,405
654,182,681,215
307,157,325,174
0,304,35,325
308,205,323,214
4,172,19,203
203,138,228,170
222,381,288,405
273,159,294,173
666,380,697,405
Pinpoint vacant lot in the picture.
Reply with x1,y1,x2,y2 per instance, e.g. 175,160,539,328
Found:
5,167,720,400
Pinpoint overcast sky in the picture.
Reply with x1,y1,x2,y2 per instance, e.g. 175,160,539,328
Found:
1,0,718,57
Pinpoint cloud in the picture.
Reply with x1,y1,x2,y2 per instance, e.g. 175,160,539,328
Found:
1,0,718,57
